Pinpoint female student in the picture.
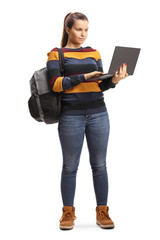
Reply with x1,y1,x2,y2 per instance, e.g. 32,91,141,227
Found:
46,12,128,230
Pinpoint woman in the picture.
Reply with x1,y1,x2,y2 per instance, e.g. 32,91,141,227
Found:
46,12,128,230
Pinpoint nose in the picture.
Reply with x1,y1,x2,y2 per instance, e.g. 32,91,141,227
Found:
81,31,86,37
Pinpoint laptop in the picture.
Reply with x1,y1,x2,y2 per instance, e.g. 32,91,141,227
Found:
88,46,141,81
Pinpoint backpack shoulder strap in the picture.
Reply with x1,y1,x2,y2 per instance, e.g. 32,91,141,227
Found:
57,48,65,76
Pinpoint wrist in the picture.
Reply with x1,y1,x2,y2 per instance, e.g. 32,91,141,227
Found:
112,77,118,84
84,74,88,80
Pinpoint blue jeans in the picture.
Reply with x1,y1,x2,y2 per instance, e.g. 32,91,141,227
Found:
58,110,110,206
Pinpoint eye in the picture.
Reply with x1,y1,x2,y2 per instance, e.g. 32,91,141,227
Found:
76,28,88,32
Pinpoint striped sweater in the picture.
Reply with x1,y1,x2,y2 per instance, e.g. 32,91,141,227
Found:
46,46,116,115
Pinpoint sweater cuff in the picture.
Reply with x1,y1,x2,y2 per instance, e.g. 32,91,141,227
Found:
70,74,85,87
79,74,85,82
99,77,116,91
108,77,117,88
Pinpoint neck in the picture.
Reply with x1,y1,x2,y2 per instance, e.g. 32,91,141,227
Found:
65,41,82,49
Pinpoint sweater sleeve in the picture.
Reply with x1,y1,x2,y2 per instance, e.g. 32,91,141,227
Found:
46,48,85,92
96,50,117,92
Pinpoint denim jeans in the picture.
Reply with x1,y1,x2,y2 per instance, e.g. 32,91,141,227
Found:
58,110,110,206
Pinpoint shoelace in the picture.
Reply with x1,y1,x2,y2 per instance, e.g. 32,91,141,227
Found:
60,211,76,221
98,210,110,220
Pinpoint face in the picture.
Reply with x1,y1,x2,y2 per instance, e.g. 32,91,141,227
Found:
66,20,89,45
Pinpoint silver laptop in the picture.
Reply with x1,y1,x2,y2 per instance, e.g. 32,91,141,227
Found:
88,46,141,81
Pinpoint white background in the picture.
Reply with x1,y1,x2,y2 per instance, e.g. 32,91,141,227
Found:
1,0,160,239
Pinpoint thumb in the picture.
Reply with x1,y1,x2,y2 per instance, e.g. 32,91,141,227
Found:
96,71,103,75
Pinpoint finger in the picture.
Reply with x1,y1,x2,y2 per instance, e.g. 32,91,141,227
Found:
123,63,127,69
125,73,128,77
115,70,118,77
118,69,125,78
123,63,127,73
95,71,102,74
119,65,123,73
124,63,127,77
121,72,128,79
95,71,103,76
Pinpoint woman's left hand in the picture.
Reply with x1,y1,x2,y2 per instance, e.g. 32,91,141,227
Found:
112,63,128,84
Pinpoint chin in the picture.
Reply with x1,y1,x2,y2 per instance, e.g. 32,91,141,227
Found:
79,40,85,44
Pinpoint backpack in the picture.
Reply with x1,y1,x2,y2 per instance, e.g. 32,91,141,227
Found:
28,48,64,124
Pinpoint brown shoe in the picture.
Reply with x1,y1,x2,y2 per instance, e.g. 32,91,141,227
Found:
96,205,115,229
59,206,76,230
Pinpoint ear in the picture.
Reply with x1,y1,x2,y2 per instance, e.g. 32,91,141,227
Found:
66,27,70,35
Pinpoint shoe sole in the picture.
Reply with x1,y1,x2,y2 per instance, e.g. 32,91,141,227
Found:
96,221,115,229
60,225,74,230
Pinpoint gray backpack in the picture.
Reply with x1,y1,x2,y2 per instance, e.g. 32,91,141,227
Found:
28,48,64,124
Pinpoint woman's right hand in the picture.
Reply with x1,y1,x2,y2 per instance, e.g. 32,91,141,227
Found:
84,71,103,80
